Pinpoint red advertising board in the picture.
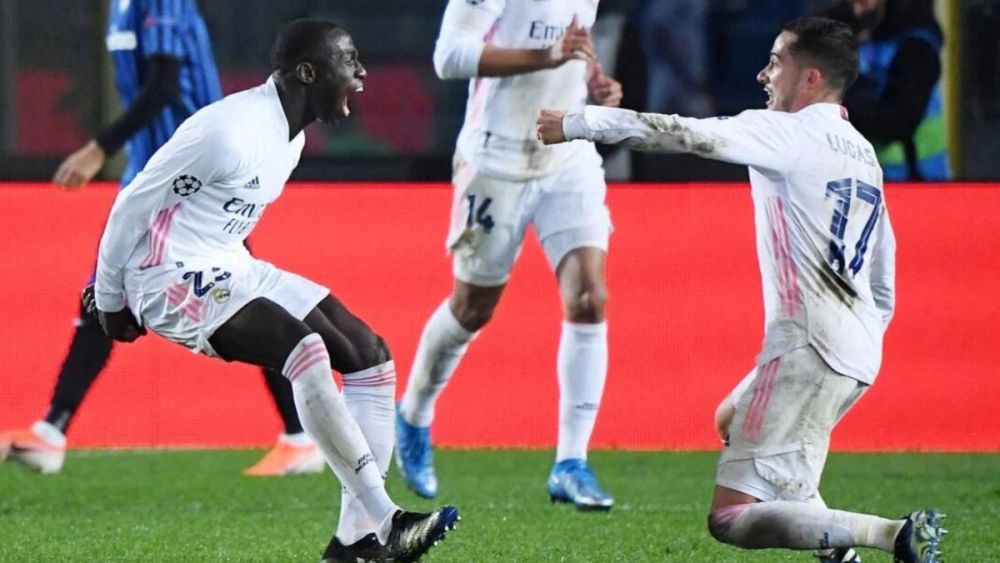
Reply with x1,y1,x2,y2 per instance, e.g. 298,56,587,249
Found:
1,182,997,451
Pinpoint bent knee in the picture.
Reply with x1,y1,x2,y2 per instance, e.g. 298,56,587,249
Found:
359,334,392,367
706,505,750,545
563,287,608,323
451,300,495,332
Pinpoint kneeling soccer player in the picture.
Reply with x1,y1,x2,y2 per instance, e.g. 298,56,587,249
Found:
537,16,945,563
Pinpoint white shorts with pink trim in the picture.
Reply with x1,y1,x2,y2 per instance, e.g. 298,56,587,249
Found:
715,345,867,502
124,257,329,357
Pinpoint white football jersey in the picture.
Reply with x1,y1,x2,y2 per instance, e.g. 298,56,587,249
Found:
435,0,601,180
95,77,305,312
564,103,895,383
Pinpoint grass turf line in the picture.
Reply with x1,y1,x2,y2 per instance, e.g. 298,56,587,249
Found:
1,450,997,561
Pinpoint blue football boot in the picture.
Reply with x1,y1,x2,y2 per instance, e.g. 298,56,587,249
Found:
394,408,438,498
894,510,946,563
547,458,614,511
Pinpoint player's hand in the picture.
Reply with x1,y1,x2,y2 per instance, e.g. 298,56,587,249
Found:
97,308,146,343
586,63,623,108
536,110,568,145
548,15,595,67
81,285,97,316
53,140,106,190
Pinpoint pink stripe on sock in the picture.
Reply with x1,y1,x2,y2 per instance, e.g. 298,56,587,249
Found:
711,504,751,526
284,342,326,378
343,375,396,387
287,353,328,382
343,370,396,384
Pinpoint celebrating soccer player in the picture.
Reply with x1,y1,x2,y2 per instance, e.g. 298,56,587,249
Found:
537,17,944,563
0,0,324,478
394,0,622,511
83,19,459,562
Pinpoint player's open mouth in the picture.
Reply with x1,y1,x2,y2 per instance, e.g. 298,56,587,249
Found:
764,88,774,107
341,85,363,117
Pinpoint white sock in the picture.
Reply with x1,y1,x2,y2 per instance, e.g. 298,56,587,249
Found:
399,300,475,427
284,334,398,541
337,361,397,545
709,501,904,552
556,321,608,462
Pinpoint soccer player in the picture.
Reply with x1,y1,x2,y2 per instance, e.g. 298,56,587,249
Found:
537,17,945,563
394,0,622,510
84,19,459,562
0,0,322,477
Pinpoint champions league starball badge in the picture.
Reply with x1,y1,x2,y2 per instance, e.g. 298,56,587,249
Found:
172,175,202,197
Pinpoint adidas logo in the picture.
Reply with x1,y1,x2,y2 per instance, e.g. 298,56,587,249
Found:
243,176,260,190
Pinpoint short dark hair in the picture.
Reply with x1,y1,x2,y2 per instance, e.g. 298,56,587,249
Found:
271,19,347,72
780,17,860,95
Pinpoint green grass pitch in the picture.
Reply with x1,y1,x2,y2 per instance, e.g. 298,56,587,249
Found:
1,450,997,561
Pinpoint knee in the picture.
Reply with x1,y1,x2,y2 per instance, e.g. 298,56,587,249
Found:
451,298,495,332
563,286,608,323
706,504,751,546
706,510,732,545
358,334,392,368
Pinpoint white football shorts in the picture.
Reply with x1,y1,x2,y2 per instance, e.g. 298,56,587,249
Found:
715,345,868,502
124,256,329,357
446,149,612,287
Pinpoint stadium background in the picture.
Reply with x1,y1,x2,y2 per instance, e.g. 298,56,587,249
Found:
1,0,998,453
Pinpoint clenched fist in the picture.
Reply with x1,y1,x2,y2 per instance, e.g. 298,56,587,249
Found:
536,109,568,145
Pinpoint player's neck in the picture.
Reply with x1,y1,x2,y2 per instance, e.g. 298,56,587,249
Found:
273,74,315,140
790,92,842,113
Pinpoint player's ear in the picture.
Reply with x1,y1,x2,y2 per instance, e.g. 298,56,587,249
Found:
295,62,317,85
806,67,824,91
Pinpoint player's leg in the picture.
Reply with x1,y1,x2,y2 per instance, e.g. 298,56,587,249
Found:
139,257,458,561
395,280,503,498
545,245,614,510
300,294,398,545
536,155,614,510
243,368,325,476
209,298,400,536
0,300,111,474
707,347,944,561
396,163,526,497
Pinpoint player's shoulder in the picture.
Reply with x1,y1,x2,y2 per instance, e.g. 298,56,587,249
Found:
724,108,801,132
196,85,277,142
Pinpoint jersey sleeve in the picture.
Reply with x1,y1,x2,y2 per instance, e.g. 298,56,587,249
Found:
868,204,896,330
139,0,189,58
433,0,505,79
563,106,800,173
94,120,234,311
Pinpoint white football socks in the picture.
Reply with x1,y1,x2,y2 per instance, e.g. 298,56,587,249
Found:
283,334,398,542
337,361,397,544
556,321,608,462
399,300,475,427
709,501,903,552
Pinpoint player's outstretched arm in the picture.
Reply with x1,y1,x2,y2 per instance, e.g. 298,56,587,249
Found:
537,106,797,173
52,56,182,190
433,0,594,80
